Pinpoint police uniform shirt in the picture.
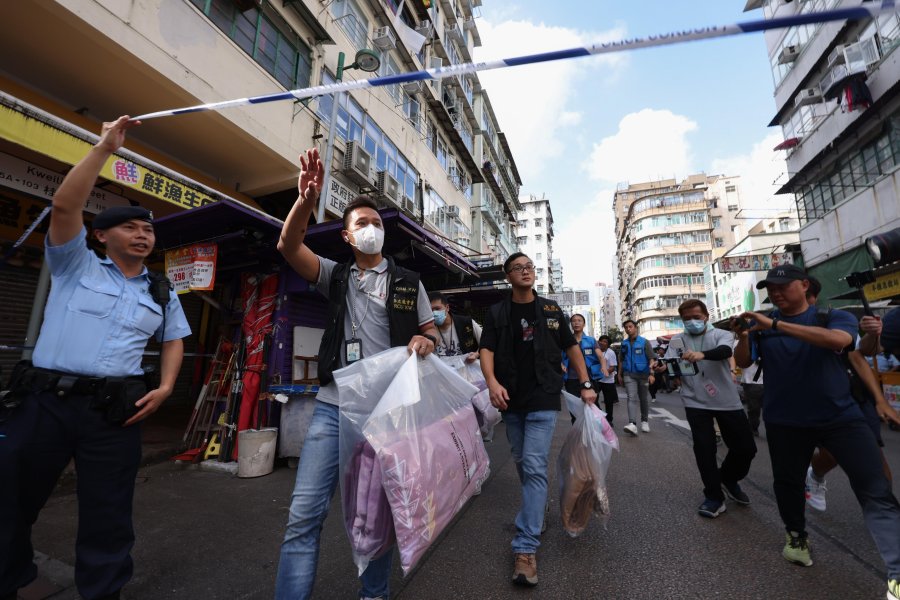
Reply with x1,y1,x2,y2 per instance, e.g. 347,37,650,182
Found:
314,255,433,406
32,227,192,378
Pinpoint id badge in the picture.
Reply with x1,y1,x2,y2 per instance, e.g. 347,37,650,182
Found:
346,338,362,364
703,380,718,397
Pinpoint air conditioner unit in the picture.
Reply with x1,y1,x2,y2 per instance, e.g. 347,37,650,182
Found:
778,45,800,64
429,57,443,95
446,205,460,218
447,25,464,44
373,26,396,51
402,80,423,94
794,87,822,107
827,44,847,67
376,170,401,204
463,17,476,31
401,194,416,214
415,21,435,41
342,141,373,187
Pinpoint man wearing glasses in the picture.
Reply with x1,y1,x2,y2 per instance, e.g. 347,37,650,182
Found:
479,252,597,587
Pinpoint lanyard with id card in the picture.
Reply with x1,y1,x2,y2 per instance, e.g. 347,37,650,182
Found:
345,269,372,364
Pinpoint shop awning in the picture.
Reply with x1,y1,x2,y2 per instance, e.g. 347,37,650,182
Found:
153,199,285,272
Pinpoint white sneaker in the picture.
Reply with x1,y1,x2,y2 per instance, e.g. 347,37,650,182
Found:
623,422,638,436
641,421,650,433
805,466,827,512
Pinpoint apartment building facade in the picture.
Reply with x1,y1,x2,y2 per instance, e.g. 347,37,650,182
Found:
0,0,521,382
516,194,556,295
745,0,900,302
614,174,746,340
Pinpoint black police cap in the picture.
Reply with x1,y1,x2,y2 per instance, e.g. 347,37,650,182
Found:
93,206,154,230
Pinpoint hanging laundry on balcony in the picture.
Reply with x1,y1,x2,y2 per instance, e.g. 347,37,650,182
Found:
839,75,874,113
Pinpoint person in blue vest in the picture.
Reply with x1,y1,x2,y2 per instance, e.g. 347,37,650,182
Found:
617,319,657,436
562,313,607,422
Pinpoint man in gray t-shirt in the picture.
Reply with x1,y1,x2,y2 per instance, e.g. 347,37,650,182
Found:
658,299,757,519
315,255,433,405
274,148,439,600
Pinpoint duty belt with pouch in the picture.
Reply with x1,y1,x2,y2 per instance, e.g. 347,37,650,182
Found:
4,361,147,424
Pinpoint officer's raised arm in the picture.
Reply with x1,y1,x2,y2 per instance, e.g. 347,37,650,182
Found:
49,116,139,247
277,148,325,282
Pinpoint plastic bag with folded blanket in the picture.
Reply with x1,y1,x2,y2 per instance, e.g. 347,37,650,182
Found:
439,355,501,441
364,352,490,574
334,347,410,576
557,391,619,537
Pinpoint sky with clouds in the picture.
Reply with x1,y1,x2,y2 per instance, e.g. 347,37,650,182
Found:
473,0,792,290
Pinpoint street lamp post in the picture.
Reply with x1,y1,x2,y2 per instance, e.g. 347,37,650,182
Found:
317,49,381,225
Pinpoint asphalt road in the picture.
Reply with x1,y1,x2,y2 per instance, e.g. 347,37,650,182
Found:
24,388,900,599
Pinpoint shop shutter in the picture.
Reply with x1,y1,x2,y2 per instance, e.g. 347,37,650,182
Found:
0,264,39,382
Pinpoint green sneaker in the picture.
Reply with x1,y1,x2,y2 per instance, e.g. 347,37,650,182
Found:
888,577,898,600
782,532,812,567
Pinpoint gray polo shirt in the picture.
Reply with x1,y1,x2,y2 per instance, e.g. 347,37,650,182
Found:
315,256,433,405
665,328,742,411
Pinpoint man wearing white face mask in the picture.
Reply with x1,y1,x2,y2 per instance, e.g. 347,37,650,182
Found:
659,299,757,519
275,148,439,600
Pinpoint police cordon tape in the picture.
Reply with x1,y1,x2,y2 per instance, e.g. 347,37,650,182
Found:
133,1,898,122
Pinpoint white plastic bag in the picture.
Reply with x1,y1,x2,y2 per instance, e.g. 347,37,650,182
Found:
557,391,619,537
439,355,501,441
334,347,410,576
364,353,490,574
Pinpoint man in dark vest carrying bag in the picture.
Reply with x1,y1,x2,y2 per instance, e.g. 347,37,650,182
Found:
428,291,481,360
274,148,439,600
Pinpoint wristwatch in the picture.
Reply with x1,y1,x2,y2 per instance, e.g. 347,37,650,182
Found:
581,381,593,390
422,333,437,345
771,317,780,331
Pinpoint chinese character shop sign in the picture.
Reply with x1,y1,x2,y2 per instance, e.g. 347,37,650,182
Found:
719,253,794,273
107,158,216,209
165,244,218,294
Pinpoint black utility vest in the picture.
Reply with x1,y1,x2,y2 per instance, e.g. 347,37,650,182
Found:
487,294,566,397
317,257,421,385
450,315,479,354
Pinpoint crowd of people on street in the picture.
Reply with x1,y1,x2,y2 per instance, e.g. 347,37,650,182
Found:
1,122,900,600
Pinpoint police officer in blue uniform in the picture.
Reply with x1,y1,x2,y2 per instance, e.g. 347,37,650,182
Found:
0,116,191,600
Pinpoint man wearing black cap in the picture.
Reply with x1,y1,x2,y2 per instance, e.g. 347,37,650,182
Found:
733,265,900,600
0,116,191,600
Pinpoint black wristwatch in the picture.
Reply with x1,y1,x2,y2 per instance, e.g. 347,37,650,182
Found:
581,381,593,390
771,317,780,331
422,333,437,346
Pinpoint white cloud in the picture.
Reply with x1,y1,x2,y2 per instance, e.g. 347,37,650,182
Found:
711,131,794,216
583,109,698,184
553,188,619,289
474,19,628,178
558,111,582,126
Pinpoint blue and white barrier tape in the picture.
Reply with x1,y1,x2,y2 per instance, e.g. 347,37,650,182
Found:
133,1,896,121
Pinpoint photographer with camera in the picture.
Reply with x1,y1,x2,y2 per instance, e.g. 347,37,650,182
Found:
659,300,756,518
733,265,900,600
0,116,191,600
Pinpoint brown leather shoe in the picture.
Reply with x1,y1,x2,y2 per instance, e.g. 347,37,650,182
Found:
512,553,538,586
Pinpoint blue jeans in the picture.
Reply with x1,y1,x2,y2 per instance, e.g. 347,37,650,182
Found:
275,401,392,600
766,419,900,579
503,410,558,554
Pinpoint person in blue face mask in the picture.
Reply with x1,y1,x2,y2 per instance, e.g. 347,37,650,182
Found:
428,292,481,362
658,299,757,519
